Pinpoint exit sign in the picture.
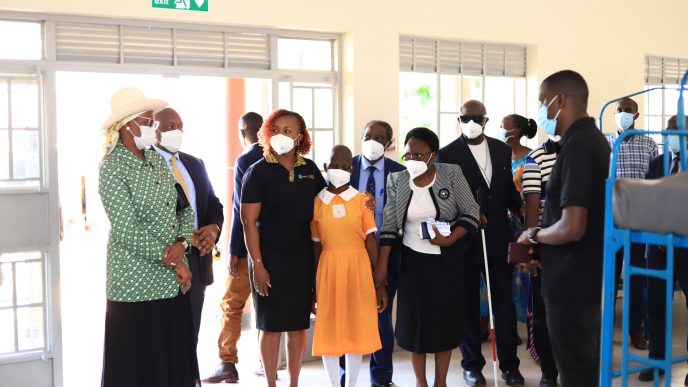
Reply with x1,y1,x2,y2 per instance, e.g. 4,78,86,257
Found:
152,0,208,12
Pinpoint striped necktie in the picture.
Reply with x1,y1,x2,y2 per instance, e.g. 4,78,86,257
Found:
171,155,191,201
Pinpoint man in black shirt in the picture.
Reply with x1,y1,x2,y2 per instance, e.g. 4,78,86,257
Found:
518,70,610,387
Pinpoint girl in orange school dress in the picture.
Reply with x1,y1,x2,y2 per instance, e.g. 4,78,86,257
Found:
311,145,385,387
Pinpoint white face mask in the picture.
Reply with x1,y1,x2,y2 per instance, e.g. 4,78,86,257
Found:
462,120,484,139
361,139,387,161
128,120,158,150
326,168,351,188
159,129,184,153
406,156,432,180
270,133,296,155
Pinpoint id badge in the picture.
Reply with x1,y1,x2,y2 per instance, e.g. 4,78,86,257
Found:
332,204,346,219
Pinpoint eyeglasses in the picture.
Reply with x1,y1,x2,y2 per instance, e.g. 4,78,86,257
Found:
458,115,486,124
402,152,433,161
135,116,159,129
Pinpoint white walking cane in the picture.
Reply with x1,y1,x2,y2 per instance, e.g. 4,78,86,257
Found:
481,226,499,387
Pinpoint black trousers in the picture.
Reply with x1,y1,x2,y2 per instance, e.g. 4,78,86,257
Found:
647,247,688,360
544,299,600,387
460,260,519,372
614,243,647,334
187,252,206,343
530,273,557,376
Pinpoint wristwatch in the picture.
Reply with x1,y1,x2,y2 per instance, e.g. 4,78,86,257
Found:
176,236,190,252
527,227,542,245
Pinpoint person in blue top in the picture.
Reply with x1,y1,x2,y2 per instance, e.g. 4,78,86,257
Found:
339,120,404,387
204,112,264,384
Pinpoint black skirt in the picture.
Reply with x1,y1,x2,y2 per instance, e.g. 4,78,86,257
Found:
250,221,314,332
396,243,467,353
101,293,200,387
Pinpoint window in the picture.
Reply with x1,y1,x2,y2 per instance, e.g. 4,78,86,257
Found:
0,21,42,60
0,76,42,189
277,38,334,71
644,56,688,145
399,37,527,149
0,251,46,355
279,81,336,170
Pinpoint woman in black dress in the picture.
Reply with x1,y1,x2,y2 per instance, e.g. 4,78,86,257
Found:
375,128,480,387
241,109,326,387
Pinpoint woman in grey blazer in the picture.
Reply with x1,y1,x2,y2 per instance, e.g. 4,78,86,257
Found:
374,127,480,387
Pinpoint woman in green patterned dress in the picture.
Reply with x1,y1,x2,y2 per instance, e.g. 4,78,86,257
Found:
98,87,200,387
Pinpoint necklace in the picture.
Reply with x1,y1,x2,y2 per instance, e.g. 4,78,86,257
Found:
475,142,490,185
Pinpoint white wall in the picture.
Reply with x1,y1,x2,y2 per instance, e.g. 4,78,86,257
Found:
3,0,688,145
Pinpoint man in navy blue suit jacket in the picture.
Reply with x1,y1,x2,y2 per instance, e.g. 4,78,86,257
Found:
436,101,523,387
339,120,404,387
204,112,264,383
153,108,224,342
640,116,688,383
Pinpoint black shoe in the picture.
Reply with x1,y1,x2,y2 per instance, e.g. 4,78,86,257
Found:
501,368,525,387
638,368,664,382
463,370,487,386
371,382,396,387
540,372,558,387
684,372,688,385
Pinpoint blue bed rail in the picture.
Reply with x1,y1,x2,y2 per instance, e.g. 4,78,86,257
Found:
600,69,688,387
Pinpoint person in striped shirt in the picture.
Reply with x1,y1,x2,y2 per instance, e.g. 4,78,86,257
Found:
520,138,559,387
605,97,656,350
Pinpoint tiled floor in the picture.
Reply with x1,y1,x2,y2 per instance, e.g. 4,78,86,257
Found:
197,295,688,387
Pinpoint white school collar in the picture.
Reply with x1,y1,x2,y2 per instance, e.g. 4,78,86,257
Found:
318,186,359,205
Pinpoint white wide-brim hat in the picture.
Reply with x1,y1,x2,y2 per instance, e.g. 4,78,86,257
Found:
102,87,168,130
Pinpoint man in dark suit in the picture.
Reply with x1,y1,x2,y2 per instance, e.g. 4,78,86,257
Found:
639,115,688,383
436,100,524,387
153,107,224,341
340,120,405,387
203,112,264,383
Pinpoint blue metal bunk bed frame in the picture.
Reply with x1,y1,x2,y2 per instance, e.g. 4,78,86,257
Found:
600,70,688,386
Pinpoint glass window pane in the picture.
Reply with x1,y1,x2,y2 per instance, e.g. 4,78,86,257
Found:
647,87,663,115
0,130,8,179
244,78,272,118
278,38,332,71
12,130,40,179
0,263,13,308
313,88,334,129
278,81,291,110
0,309,15,354
0,21,42,60
11,81,40,129
15,261,43,306
313,131,333,171
16,306,43,351
665,88,679,116
0,81,8,128
293,88,313,128
440,74,461,113
484,77,515,139
439,113,460,148
648,116,664,131
399,72,438,143
514,78,527,116
461,76,483,105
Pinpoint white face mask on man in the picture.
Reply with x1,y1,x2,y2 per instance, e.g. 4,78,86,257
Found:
461,120,484,140
361,139,387,161
158,129,184,153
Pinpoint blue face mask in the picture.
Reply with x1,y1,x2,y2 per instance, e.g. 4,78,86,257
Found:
614,112,635,131
537,95,561,137
668,134,684,154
